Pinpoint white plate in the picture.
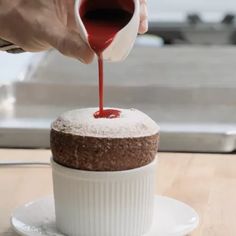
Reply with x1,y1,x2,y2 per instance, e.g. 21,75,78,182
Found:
11,195,199,236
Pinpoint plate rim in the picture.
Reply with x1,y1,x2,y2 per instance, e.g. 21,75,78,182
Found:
10,195,199,236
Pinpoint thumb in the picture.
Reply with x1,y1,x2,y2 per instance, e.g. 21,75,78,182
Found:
46,26,94,63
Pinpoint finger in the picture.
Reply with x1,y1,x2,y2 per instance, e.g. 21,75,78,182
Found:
46,25,94,63
60,30,94,63
139,1,148,34
140,0,148,22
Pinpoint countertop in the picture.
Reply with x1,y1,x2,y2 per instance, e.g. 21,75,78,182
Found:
0,149,236,236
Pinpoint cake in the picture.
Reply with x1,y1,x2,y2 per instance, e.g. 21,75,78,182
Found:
51,108,159,171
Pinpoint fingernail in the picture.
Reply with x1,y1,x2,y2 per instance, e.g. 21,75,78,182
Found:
142,20,148,33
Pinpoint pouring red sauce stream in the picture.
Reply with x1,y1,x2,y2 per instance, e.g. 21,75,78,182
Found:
80,0,134,118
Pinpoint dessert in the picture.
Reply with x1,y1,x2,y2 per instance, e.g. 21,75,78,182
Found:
51,1,158,235
51,108,159,171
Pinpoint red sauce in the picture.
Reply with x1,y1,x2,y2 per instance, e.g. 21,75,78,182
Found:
94,109,121,119
80,0,134,118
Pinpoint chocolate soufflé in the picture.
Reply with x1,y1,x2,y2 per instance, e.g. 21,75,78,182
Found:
51,108,159,171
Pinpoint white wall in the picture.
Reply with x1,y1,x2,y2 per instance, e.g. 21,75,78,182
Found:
0,53,37,82
148,0,236,21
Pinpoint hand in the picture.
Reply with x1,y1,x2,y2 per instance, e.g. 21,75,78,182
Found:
0,0,148,62
139,0,148,34
0,0,94,63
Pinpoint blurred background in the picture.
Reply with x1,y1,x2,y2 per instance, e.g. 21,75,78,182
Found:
1,0,236,152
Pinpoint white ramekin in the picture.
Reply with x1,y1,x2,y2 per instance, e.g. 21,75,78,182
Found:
51,158,157,236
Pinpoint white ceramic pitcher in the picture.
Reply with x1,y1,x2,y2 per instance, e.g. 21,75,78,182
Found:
74,0,140,62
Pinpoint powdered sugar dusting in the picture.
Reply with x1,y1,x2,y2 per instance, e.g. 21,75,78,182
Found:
52,108,159,138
